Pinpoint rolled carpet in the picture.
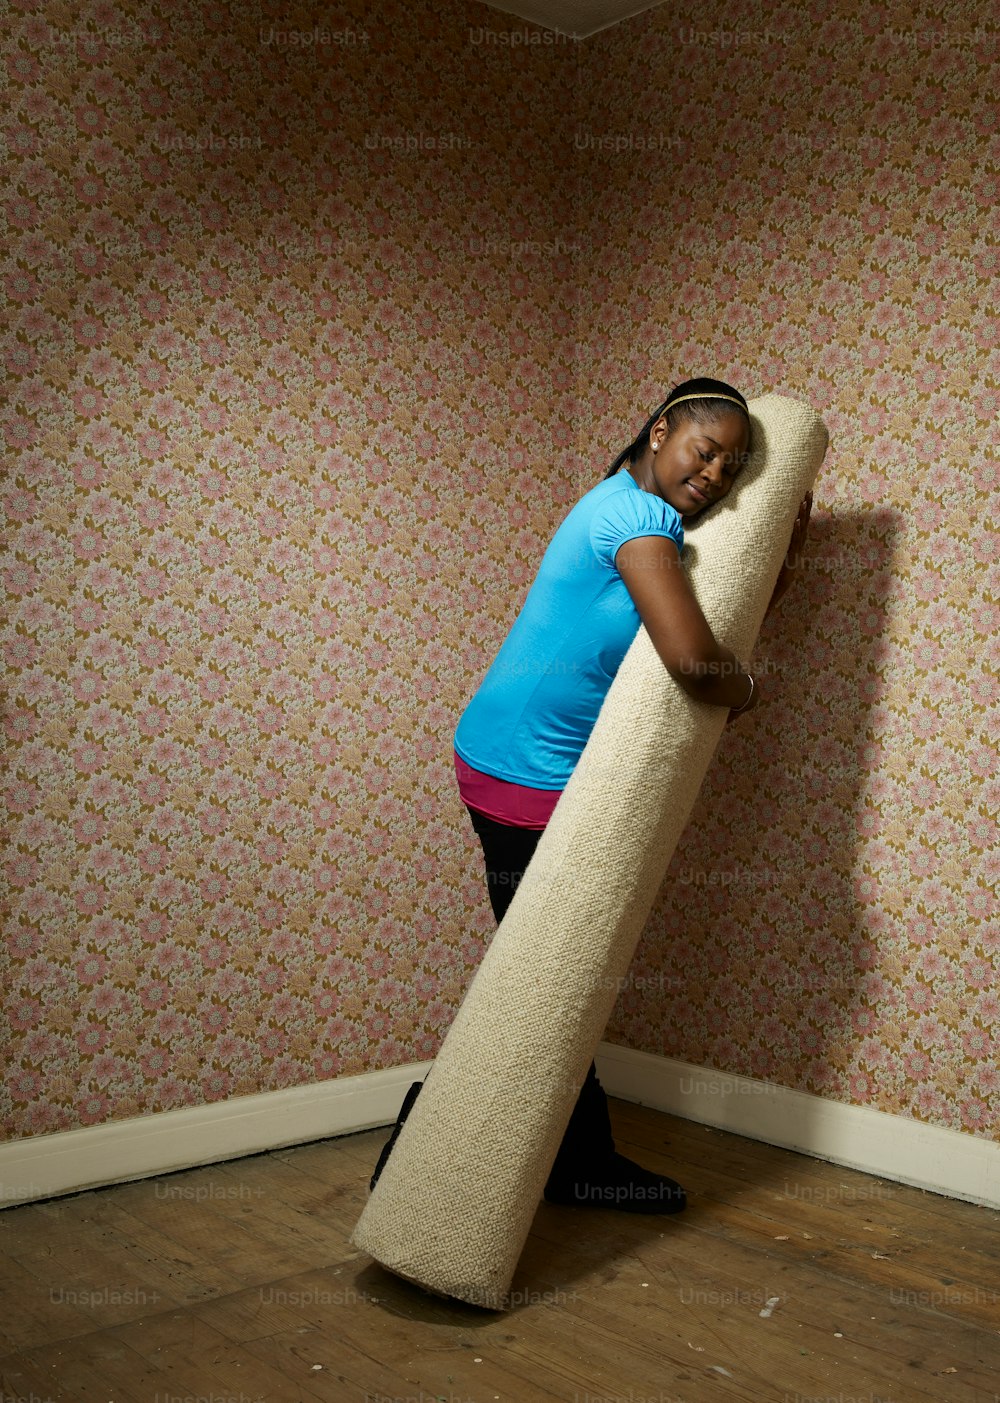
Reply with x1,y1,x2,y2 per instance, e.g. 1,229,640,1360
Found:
350,392,829,1309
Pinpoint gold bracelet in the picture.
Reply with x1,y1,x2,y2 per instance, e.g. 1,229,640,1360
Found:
730,673,755,711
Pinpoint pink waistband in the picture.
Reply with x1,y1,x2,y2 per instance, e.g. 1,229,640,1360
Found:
453,750,561,829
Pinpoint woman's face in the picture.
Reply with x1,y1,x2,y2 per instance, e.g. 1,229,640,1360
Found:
651,410,750,518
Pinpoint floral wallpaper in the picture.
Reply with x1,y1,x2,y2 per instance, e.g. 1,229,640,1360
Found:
579,2,999,1137
1,0,579,1137
1,0,997,1147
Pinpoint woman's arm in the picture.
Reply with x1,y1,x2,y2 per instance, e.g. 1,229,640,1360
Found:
617,492,812,712
616,536,754,710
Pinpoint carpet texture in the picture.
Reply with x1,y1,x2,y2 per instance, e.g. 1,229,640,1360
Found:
350,392,829,1308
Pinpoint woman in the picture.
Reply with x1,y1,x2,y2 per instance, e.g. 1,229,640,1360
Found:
372,378,811,1213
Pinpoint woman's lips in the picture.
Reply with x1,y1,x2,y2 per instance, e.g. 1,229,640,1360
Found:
686,480,709,503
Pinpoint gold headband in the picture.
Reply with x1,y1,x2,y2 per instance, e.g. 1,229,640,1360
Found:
664,392,747,413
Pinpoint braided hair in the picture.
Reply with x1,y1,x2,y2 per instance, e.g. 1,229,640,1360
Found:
603,377,751,480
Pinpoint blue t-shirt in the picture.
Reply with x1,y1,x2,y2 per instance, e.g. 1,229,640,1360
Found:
454,468,684,789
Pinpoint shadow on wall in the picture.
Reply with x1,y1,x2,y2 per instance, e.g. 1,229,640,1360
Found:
607,503,901,1132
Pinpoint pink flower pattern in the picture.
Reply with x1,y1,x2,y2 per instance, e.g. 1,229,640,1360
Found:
0,0,997,1145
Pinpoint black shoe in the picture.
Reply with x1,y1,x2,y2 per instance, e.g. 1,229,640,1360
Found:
369,1078,424,1192
544,1150,687,1214
543,1062,687,1215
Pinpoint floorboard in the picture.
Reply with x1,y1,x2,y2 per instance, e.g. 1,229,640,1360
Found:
1,1098,997,1402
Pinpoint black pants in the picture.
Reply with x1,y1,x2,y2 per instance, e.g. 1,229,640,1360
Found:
465,804,546,925
464,803,605,1163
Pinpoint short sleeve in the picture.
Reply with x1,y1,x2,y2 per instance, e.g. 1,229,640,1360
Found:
589,486,684,569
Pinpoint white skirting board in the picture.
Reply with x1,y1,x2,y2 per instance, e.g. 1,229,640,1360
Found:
595,1042,999,1211
0,1063,425,1210
1,1042,996,1210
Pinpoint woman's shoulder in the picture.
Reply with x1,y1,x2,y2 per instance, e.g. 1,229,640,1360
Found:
596,471,683,528
550,470,682,550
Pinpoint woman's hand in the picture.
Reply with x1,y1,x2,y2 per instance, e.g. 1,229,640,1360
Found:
766,490,812,614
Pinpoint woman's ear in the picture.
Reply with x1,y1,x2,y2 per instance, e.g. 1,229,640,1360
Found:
650,414,670,450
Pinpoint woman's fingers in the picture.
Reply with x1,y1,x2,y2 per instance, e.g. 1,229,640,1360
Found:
787,492,812,562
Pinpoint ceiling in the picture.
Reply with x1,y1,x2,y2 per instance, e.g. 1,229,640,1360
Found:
482,0,664,39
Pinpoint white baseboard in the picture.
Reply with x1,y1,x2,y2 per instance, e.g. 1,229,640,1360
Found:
595,1041,1000,1209
0,1043,996,1210
0,1061,433,1208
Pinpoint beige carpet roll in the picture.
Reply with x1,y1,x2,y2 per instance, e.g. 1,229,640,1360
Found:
350,393,829,1309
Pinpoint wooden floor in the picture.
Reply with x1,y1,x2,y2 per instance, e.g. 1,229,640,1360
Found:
1,1098,998,1403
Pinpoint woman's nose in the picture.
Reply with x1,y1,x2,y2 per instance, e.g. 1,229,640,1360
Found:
704,459,724,485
